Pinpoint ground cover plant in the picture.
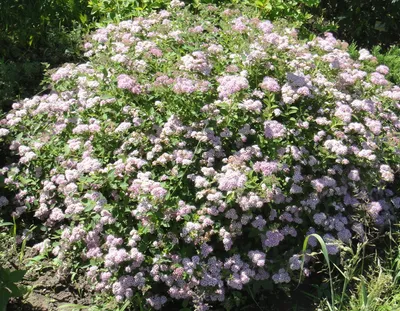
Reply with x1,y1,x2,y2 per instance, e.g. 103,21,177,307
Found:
0,1,399,310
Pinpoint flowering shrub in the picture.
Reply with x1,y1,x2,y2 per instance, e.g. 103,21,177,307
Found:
0,1,400,309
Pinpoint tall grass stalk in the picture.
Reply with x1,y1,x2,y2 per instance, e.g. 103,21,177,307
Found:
300,234,369,311
300,233,335,310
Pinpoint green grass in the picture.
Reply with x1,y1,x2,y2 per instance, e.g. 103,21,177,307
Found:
300,230,400,311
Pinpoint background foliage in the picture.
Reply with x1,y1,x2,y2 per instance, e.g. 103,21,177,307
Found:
0,0,90,111
314,0,400,49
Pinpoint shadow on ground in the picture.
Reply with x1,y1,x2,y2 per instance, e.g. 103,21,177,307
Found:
8,299,45,311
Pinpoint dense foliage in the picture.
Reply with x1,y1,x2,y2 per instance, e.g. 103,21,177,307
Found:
0,0,90,111
0,0,90,54
314,0,400,49
0,61,44,112
373,46,400,86
1,2,399,310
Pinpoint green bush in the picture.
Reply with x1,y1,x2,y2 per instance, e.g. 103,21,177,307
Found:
0,0,91,112
88,0,169,23
373,46,400,86
313,0,400,49
0,0,90,55
0,61,43,112
0,24,85,112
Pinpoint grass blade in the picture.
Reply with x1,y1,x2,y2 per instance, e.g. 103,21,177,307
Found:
0,222,13,227
300,233,335,310
360,279,368,308
59,303,90,310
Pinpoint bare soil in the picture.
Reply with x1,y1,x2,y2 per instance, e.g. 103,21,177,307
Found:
1,233,92,311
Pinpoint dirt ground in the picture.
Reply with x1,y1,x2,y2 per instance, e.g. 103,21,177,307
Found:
1,232,92,311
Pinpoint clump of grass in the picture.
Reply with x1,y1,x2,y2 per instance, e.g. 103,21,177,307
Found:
302,229,400,311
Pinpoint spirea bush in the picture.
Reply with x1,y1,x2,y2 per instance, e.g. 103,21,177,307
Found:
0,1,400,309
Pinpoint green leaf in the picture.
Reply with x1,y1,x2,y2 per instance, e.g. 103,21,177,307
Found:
0,289,11,311
8,270,26,283
0,222,13,227
300,233,335,309
5,282,23,297
79,14,88,24
59,303,90,310
0,268,10,282
26,255,46,266
302,0,320,6
360,279,368,307
120,300,130,311
64,144,70,155
120,182,128,190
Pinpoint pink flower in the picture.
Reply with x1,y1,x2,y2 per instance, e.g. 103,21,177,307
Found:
260,77,280,92
376,65,389,75
264,120,286,139
217,75,249,98
117,74,142,94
